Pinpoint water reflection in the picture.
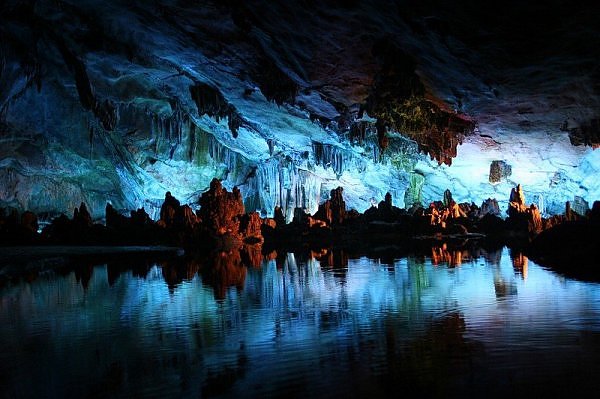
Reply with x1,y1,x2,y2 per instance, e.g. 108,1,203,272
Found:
1,246,600,397
511,251,529,280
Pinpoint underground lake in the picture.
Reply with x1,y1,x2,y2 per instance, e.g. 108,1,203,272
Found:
2,246,600,398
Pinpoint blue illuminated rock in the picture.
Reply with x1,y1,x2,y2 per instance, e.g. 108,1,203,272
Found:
0,0,598,223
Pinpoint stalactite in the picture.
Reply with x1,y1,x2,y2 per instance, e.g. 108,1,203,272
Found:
312,141,344,176
349,121,370,144
188,123,196,162
207,134,244,182
189,82,243,138
267,139,275,156
88,122,94,160
237,156,325,222
311,141,365,178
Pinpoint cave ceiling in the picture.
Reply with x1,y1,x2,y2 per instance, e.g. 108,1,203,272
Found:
1,0,599,217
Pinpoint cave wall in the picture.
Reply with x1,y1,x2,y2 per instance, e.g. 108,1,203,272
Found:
0,70,417,220
1,0,598,220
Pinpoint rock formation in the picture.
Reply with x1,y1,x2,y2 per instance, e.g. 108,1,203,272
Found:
0,208,40,244
313,187,347,226
199,179,245,236
42,202,100,244
489,161,512,184
529,200,600,279
478,198,501,218
158,192,182,228
506,184,542,235
238,212,264,244
197,178,263,246
364,192,405,223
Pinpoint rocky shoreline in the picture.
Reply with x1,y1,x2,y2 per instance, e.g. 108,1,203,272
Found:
1,178,599,279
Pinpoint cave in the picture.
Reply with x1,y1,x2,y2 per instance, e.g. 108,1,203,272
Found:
1,1,600,397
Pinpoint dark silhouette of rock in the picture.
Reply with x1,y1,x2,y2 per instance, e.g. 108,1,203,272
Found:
105,203,167,245
73,202,93,228
476,213,506,235
41,202,102,244
20,211,38,234
273,206,286,227
0,208,40,245
591,201,600,223
41,214,71,243
106,204,128,229
159,191,182,228
131,207,153,227
292,207,309,225
365,192,404,223
478,198,500,218
529,219,600,281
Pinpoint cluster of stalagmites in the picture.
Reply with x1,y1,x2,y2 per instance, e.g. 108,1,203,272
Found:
1,180,599,261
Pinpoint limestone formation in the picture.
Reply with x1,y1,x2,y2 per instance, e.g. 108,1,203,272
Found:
489,160,512,183
159,191,182,228
196,178,264,246
238,212,263,243
506,184,542,235
404,173,424,208
508,184,527,216
198,178,245,235
443,189,454,207
478,198,501,218
571,196,590,217
313,187,347,226
365,192,404,223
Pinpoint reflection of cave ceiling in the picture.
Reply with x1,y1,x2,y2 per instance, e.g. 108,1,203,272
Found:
1,0,599,218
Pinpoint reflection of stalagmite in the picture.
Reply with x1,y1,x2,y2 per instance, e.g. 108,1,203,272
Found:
492,253,518,299
160,259,200,292
511,253,529,280
320,250,349,269
241,245,263,268
431,244,464,267
74,264,94,290
452,250,462,267
201,250,247,300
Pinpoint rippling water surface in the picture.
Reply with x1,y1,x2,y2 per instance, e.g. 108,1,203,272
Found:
2,247,600,398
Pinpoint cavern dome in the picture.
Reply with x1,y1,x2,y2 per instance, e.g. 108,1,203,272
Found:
1,0,598,220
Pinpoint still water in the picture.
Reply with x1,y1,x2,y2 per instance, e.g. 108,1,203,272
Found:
1,247,600,398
